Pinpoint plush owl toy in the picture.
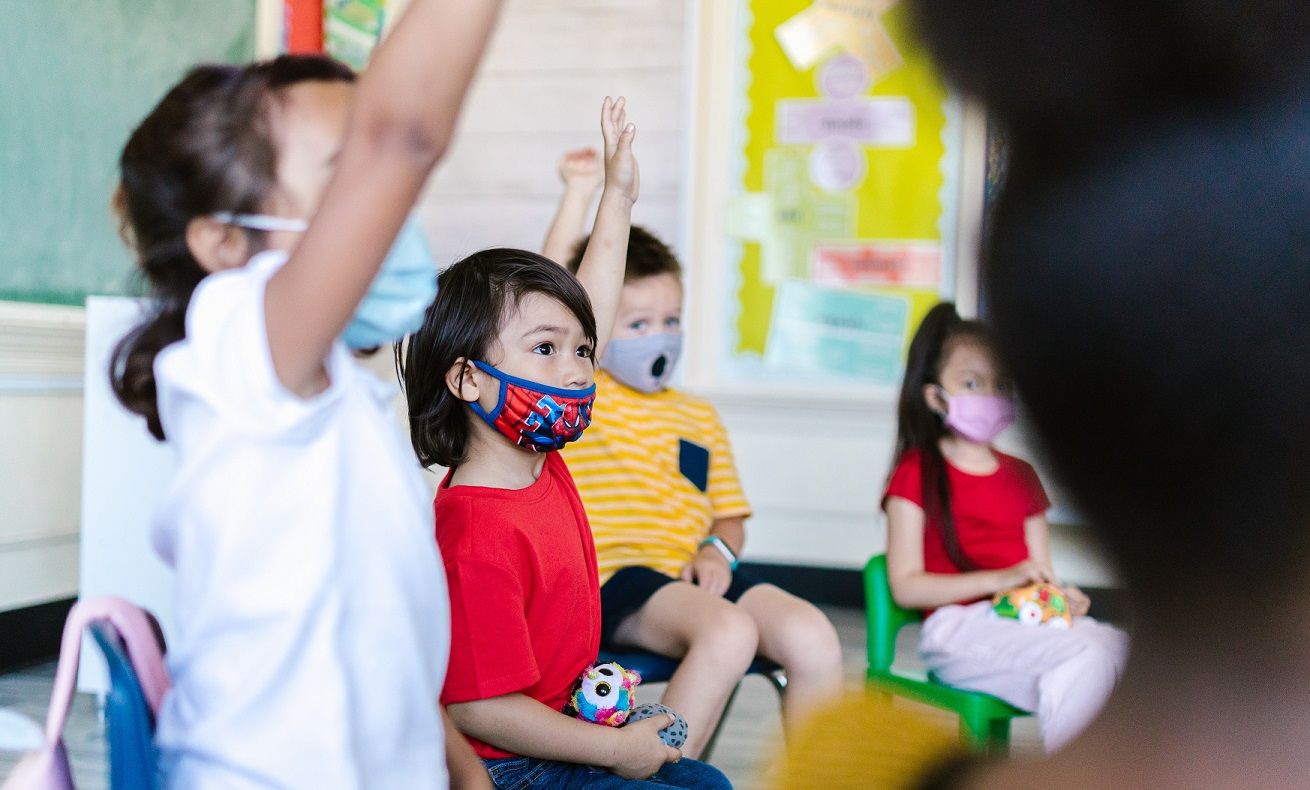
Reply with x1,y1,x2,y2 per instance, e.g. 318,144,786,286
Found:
570,662,641,727
567,662,690,748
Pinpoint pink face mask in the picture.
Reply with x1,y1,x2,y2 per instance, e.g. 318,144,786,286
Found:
939,389,1016,443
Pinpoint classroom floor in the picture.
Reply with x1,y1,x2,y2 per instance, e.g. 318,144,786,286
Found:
0,605,1042,789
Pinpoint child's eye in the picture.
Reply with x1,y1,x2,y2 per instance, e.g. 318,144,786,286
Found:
533,342,555,355
665,317,681,329
628,319,648,332
577,345,594,359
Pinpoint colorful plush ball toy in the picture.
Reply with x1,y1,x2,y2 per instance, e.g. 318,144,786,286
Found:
993,582,1072,628
627,703,689,750
570,662,641,727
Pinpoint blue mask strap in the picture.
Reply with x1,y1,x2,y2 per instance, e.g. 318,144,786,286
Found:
470,360,597,401
467,361,509,423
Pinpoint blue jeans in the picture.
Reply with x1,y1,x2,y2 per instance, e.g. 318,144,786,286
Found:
483,756,732,789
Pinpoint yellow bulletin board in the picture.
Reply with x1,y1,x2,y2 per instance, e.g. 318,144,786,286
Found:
712,0,964,390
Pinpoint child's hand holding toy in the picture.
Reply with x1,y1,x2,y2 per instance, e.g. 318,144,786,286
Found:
568,662,689,749
992,582,1074,627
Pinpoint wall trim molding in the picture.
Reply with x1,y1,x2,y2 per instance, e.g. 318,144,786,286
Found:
0,302,86,392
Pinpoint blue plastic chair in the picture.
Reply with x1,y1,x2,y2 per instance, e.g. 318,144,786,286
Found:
90,622,162,790
598,647,787,759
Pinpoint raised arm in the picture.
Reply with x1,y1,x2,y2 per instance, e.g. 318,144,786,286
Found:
266,0,501,395
542,147,602,264
573,97,638,361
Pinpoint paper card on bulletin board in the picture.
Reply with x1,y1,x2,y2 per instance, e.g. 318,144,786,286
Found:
324,0,406,70
765,280,908,386
721,0,961,389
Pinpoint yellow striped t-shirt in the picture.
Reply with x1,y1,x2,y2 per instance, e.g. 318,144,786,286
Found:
563,370,752,584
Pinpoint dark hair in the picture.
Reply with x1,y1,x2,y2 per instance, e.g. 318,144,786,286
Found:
909,2,1310,640
892,302,998,572
565,225,682,281
109,55,355,440
398,248,598,469
908,0,1310,160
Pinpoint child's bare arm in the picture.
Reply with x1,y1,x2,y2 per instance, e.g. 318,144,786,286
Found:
443,707,493,790
265,0,501,396
573,97,639,361
542,148,602,264
1024,513,1056,579
447,693,677,780
885,496,1053,609
1025,513,1091,615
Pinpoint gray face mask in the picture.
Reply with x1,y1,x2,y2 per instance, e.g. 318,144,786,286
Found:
602,331,683,393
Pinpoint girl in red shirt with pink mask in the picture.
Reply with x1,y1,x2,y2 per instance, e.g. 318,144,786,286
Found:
883,303,1128,753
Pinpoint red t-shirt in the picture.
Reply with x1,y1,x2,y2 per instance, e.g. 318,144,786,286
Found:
435,452,601,759
883,449,1050,600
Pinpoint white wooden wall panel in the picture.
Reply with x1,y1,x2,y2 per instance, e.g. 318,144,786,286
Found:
418,0,688,264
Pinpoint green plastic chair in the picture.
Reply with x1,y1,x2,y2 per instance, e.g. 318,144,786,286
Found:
864,554,1029,755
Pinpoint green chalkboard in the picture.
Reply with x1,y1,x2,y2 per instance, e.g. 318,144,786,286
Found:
0,2,258,305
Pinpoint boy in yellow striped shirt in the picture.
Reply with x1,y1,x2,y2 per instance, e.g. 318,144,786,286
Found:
545,150,843,758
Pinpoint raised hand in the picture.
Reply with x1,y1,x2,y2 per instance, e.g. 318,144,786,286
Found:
557,147,602,194
600,96,639,206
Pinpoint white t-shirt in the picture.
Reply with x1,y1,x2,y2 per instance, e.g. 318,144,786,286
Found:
151,251,448,789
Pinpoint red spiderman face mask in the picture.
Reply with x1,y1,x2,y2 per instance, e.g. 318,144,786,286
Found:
467,360,596,452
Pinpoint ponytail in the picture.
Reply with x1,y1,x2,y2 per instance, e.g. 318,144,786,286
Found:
891,302,996,571
109,56,355,440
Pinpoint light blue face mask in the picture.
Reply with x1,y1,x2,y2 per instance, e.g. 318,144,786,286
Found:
212,212,438,349
601,331,683,393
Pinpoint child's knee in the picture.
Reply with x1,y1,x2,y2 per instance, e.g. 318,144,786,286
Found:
775,606,843,673
691,605,759,667
1044,638,1121,703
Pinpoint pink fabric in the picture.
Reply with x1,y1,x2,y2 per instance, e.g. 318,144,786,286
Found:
2,597,170,790
919,601,1128,752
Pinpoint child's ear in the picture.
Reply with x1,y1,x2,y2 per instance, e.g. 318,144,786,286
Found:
445,357,480,403
924,383,947,416
185,217,249,273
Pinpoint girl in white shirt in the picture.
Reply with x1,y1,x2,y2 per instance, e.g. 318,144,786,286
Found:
107,2,500,787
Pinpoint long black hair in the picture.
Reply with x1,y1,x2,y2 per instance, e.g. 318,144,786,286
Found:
892,302,998,571
109,55,355,440
397,248,598,469
908,0,1310,640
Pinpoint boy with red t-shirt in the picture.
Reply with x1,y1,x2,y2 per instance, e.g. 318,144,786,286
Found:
400,99,729,788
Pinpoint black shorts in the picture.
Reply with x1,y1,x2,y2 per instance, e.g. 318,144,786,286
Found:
598,565,763,650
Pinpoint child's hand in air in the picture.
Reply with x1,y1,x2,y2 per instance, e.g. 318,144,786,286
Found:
558,147,602,195
611,714,680,779
600,96,639,207
681,548,732,597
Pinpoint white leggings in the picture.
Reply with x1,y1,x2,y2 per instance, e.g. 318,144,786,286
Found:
920,601,1129,753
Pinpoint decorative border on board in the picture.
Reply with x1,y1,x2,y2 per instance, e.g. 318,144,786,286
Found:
722,0,755,365
937,93,964,301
